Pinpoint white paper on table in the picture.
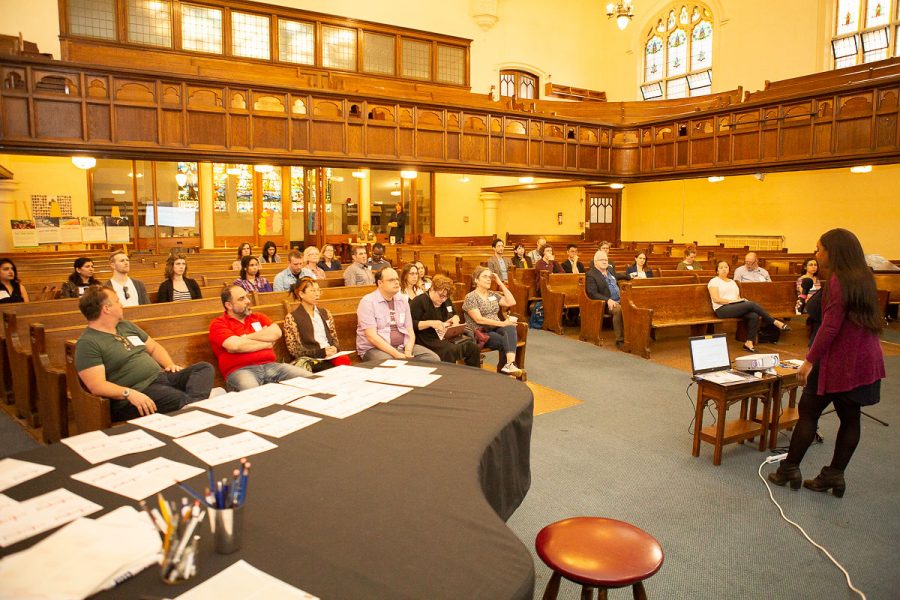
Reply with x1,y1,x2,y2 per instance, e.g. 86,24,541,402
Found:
129,410,226,437
0,458,55,492
380,359,408,367
190,383,307,416
71,456,204,501
224,411,321,438
323,350,355,360
366,365,441,387
0,495,17,509
288,392,382,419
174,431,277,465
0,506,161,600
174,559,319,600
0,488,103,547
61,429,165,464
283,366,371,394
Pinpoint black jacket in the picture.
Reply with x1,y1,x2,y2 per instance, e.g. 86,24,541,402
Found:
156,277,202,302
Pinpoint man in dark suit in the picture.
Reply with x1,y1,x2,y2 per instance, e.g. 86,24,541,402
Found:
560,244,586,274
585,250,624,347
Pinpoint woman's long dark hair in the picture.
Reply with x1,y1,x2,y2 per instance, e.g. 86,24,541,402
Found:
261,241,278,263
819,228,882,333
240,255,259,281
67,257,99,286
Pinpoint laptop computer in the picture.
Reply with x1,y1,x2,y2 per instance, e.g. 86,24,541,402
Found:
688,334,755,385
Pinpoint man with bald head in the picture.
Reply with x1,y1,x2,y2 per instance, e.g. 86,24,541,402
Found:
585,250,625,348
733,252,771,282
355,267,439,362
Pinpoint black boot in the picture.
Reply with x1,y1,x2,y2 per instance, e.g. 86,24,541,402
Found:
803,466,846,498
768,461,802,490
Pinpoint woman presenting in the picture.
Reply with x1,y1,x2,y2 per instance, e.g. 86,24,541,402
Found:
769,229,885,497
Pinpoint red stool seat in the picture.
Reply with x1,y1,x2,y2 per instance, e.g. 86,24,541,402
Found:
536,517,664,591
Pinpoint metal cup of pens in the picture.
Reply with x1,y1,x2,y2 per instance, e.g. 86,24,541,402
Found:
208,504,245,554
144,493,204,585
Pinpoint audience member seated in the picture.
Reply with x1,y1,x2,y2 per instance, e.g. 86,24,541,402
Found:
733,252,772,282
261,241,280,264
560,244,586,274
355,268,439,362
708,261,789,352
512,243,533,269
462,266,522,376
527,237,547,265
60,257,99,298
231,243,252,271
344,245,376,286
105,251,150,306
368,243,391,272
298,246,325,280
0,258,28,304
598,241,627,280
586,251,624,348
795,257,821,314
676,247,703,271
625,251,653,279
410,274,480,367
74,287,213,421
534,246,564,275
234,255,273,293
283,277,351,373
415,260,432,291
487,239,512,283
209,285,311,390
157,253,202,302
317,244,342,272
400,262,425,300
274,250,305,292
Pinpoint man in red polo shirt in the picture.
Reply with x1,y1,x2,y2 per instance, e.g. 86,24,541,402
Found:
209,285,311,390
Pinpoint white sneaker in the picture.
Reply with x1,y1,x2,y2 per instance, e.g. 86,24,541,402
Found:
500,363,523,376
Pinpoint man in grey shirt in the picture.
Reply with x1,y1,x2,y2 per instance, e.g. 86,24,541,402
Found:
344,245,375,286
733,252,772,282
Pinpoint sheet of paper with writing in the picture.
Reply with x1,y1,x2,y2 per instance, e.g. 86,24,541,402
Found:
71,456,204,501
0,488,102,547
129,410,226,437
0,458,55,492
174,431,277,465
61,429,165,464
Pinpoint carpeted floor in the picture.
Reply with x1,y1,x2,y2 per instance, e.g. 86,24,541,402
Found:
0,409,40,458
508,329,900,600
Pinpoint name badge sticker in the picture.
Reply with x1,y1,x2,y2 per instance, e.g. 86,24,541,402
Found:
447,306,454,313
251,321,263,332
397,313,406,325
0,291,9,300
127,335,145,346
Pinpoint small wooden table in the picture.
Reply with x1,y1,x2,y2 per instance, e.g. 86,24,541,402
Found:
692,374,777,465
747,367,802,449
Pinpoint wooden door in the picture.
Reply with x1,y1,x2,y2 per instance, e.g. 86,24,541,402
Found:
584,187,621,245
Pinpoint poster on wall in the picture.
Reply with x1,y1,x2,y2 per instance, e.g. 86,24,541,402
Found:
58,217,83,243
10,220,38,247
80,217,106,243
105,216,131,244
35,217,61,244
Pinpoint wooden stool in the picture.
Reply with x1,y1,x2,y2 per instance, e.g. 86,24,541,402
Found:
535,517,664,600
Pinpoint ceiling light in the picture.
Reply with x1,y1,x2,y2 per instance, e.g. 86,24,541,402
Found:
707,176,725,183
331,175,344,182
352,170,367,179
606,1,634,30
459,176,470,183
400,170,418,180
849,165,872,174
111,189,126,195
518,176,534,184
609,183,625,190
175,173,188,187
71,156,96,169
254,164,274,174
390,190,401,196
226,166,242,176
127,172,144,178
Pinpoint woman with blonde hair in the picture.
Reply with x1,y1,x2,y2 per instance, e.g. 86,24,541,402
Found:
299,246,326,280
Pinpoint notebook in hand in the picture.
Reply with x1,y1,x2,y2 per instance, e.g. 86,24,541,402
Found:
438,323,467,341
689,334,755,385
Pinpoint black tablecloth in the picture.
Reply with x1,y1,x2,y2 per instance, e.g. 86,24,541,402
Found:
2,362,535,599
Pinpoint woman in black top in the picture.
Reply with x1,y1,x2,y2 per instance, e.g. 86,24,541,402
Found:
0,258,29,303
156,253,202,302
60,257,100,298
409,274,480,367
261,241,280,263
317,244,342,271
512,243,533,269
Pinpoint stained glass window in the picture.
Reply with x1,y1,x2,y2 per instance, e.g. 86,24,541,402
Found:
182,4,222,54
322,26,357,71
641,4,714,100
232,12,270,60
127,0,171,47
278,19,314,65
437,45,466,85
499,70,538,99
68,0,117,40
831,1,900,68
363,32,395,75
401,39,431,80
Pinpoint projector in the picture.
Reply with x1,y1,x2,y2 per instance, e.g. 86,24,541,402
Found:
735,353,779,371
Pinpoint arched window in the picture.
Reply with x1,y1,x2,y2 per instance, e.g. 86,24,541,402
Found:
499,70,538,100
831,1,900,69
640,4,713,100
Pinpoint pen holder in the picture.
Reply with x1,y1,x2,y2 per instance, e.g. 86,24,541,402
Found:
160,534,200,584
207,505,244,554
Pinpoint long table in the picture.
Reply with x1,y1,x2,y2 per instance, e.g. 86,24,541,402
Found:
1,362,535,599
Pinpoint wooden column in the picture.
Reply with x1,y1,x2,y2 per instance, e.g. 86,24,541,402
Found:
198,162,215,250
0,179,21,252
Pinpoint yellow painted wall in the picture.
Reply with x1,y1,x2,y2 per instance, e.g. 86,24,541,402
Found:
496,187,585,238
620,164,900,256
0,154,90,216
0,0,61,58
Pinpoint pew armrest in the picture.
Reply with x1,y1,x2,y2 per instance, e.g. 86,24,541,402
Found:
65,341,111,434
620,295,654,359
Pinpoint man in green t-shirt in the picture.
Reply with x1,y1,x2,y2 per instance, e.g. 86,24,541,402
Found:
74,287,214,422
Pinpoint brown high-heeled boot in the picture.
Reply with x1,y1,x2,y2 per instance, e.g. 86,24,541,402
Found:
803,466,846,497
768,461,802,490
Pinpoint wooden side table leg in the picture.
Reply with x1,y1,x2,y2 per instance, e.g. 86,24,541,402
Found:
769,387,783,450
632,581,648,600
758,387,773,452
542,571,562,600
714,396,726,465
692,387,705,457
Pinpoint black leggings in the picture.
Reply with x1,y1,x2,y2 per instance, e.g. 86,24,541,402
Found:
785,367,861,471
714,301,775,342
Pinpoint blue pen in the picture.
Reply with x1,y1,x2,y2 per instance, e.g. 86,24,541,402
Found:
207,468,215,497
175,481,209,506
237,462,250,506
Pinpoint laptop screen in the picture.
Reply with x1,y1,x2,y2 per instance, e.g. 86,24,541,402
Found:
689,334,731,375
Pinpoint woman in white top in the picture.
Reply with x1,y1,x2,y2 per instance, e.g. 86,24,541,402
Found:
400,262,424,299
231,243,252,271
708,260,789,352
299,246,326,280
